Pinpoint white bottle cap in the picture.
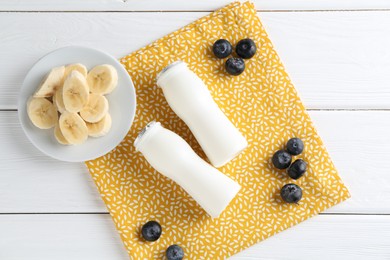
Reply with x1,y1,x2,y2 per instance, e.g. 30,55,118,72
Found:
134,121,161,151
156,61,187,88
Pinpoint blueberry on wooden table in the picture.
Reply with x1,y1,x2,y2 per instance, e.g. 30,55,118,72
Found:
225,57,245,76
141,220,162,241
212,39,232,59
286,137,304,155
236,38,257,59
287,159,307,180
281,183,302,203
166,244,184,260
272,150,292,169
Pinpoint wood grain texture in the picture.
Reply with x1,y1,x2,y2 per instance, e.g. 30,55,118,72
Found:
0,0,390,11
1,11,390,109
1,111,389,214
0,214,389,259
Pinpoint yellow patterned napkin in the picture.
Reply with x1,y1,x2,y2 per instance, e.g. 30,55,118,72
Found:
86,2,350,259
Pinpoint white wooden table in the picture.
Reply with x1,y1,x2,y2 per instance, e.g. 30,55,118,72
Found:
1,1,390,259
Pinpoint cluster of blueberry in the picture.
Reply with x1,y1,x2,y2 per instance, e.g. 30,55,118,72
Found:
212,38,257,75
141,221,184,260
272,138,307,204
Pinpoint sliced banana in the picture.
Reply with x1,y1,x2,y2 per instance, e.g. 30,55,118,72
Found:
59,111,88,145
28,63,117,145
54,124,69,145
87,64,118,95
53,85,66,113
63,71,89,113
27,97,58,129
79,94,109,123
86,113,112,137
64,63,88,79
33,66,65,98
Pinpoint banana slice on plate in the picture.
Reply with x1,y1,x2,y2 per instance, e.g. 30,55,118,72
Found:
87,64,118,95
63,71,89,113
80,94,109,123
59,111,88,145
86,113,112,137
53,86,66,113
27,97,58,129
54,124,69,145
64,63,88,79
33,66,65,98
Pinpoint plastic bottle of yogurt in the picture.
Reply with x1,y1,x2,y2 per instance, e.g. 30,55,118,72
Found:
157,61,248,167
134,121,241,218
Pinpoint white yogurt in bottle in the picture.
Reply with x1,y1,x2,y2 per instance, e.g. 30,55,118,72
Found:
134,121,241,218
156,61,248,167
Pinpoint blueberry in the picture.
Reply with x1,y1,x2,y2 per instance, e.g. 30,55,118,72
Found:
286,138,304,156
280,183,302,203
141,220,162,242
212,39,232,59
287,159,307,180
236,38,257,59
225,57,245,76
166,244,184,260
272,150,292,169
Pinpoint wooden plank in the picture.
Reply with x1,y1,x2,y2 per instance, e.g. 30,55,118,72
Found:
0,214,129,260
1,11,390,109
1,110,390,214
0,214,389,259
0,0,390,11
231,215,390,259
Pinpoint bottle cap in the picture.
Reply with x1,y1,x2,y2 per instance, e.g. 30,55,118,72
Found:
156,61,186,88
134,121,161,150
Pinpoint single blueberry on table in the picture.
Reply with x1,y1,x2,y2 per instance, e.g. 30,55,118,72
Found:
287,159,307,180
272,150,292,169
212,39,232,59
236,38,257,59
225,57,245,76
281,183,303,203
286,137,304,156
166,244,184,260
141,220,162,242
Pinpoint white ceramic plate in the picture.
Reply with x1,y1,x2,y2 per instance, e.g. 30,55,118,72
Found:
18,46,136,162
